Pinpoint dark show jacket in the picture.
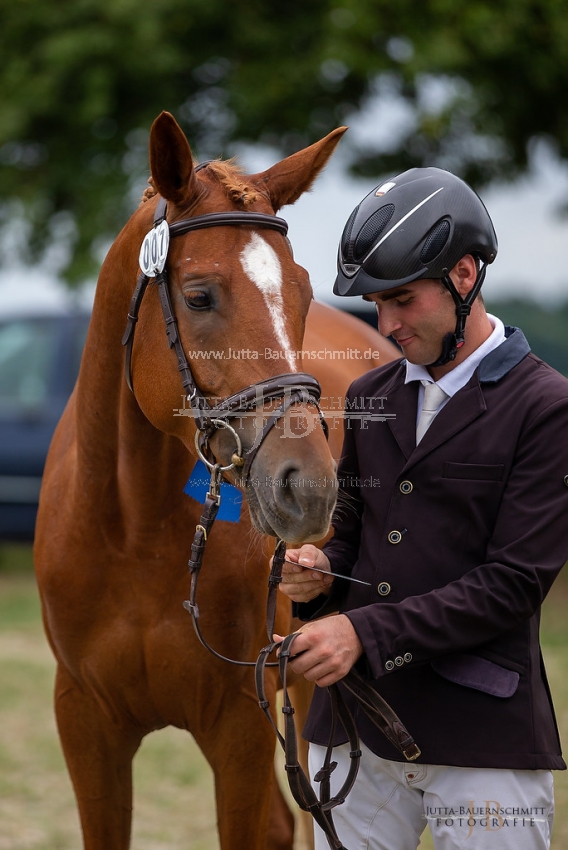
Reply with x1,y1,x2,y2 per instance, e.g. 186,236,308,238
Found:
298,328,568,770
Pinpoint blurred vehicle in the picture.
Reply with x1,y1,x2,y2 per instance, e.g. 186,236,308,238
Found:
0,281,92,540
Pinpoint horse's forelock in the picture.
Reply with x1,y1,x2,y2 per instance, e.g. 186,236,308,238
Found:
141,160,260,208
206,159,260,207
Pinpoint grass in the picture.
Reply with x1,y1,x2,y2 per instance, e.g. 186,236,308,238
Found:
1,544,568,849
0,571,218,850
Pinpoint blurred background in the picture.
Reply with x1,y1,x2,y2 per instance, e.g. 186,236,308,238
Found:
1,1,568,847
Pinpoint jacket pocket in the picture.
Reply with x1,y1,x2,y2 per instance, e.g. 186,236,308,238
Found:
431,653,520,698
442,462,505,482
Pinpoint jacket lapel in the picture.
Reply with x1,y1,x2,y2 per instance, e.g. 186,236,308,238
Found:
406,379,487,468
384,370,419,460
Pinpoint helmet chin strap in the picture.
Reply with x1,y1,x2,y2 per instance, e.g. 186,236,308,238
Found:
428,264,487,367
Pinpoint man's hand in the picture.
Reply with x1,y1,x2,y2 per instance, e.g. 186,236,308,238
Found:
276,543,334,603
274,615,363,688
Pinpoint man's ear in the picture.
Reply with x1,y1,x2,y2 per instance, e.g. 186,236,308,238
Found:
451,254,478,298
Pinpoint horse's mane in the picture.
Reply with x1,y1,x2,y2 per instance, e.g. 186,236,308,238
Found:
140,159,260,207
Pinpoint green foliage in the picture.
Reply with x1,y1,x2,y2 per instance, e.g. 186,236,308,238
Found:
2,1,568,282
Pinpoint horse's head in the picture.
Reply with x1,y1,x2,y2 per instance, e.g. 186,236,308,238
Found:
124,111,346,543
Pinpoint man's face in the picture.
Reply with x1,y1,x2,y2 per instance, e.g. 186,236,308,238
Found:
363,279,456,366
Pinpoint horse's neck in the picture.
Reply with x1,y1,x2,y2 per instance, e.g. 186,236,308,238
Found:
72,260,193,534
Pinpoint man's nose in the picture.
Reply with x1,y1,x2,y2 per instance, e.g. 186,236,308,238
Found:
377,308,401,338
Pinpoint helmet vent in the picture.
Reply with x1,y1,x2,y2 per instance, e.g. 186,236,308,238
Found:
341,206,359,262
353,204,395,262
421,219,450,263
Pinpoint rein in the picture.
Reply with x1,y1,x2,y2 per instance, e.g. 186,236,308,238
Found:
256,636,420,850
121,183,420,850
181,462,288,668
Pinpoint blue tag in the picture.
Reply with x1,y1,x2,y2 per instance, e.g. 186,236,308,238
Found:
183,460,242,523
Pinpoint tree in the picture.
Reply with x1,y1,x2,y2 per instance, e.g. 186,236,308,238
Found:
2,0,568,283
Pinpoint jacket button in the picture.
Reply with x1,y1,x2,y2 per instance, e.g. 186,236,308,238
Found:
385,660,395,671
404,653,413,663
388,530,402,544
399,480,413,494
378,582,391,596
395,656,404,667
564,474,568,487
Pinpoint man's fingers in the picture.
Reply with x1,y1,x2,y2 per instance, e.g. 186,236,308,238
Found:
272,630,346,686
281,566,332,587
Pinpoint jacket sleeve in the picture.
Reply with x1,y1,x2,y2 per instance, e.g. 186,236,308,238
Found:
345,395,568,679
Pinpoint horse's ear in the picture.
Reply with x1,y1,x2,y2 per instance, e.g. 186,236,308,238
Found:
251,127,348,212
149,112,201,207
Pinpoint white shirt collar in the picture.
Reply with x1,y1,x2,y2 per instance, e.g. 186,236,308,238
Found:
405,314,507,397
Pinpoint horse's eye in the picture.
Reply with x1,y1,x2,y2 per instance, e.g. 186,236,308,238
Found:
184,290,212,311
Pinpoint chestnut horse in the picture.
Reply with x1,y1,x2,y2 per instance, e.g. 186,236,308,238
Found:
34,112,398,850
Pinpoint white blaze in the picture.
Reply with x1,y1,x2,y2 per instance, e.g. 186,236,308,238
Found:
239,232,296,371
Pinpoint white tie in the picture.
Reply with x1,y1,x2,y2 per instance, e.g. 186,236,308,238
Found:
416,381,448,444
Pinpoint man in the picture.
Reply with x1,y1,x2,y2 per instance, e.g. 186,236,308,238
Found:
276,167,568,849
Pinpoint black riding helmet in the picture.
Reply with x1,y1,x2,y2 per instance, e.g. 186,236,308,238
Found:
334,167,498,365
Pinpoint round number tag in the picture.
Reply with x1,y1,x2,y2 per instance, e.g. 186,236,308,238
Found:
139,219,170,276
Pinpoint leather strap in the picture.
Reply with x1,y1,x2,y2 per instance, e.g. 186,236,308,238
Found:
169,211,288,238
254,633,420,850
255,634,355,850
183,475,282,668
341,669,421,761
154,270,210,430
265,539,286,643
122,272,150,393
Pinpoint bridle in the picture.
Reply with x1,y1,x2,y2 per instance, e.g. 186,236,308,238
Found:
121,183,329,659
121,179,420,850
122,193,327,473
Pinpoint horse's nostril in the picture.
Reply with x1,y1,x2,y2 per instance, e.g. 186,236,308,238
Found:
270,462,301,501
270,460,332,509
